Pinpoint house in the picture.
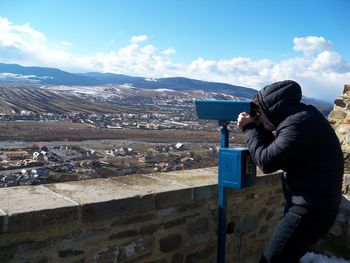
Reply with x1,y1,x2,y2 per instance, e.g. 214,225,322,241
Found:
31,168,50,178
105,150,115,156
156,162,169,171
87,149,96,157
175,143,184,150
32,152,40,160
137,123,147,129
118,148,133,156
139,154,155,163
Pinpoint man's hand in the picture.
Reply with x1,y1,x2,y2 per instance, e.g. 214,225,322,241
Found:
237,112,256,130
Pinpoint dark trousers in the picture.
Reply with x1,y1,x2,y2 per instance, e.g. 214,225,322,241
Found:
259,206,337,263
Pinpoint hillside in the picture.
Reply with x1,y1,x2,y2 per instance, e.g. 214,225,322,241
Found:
0,62,333,114
0,63,257,99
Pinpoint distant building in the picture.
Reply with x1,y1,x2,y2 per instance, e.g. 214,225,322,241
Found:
175,143,184,150
32,152,40,160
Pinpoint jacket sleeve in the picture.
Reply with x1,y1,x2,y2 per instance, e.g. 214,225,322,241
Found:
242,121,303,174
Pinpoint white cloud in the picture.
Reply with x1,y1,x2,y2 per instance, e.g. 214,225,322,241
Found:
162,48,176,55
60,41,73,48
0,16,79,70
130,35,148,43
293,36,332,55
0,18,349,101
0,17,46,50
311,50,349,73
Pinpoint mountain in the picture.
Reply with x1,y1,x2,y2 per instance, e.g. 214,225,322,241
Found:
0,63,98,85
0,63,257,99
78,72,257,98
0,62,333,113
301,96,333,116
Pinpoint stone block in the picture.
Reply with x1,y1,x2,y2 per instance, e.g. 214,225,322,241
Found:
82,195,153,221
0,209,7,233
193,185,217,201
257,208,267,218
259,225,269,234
335,99,346,108
108,229,138,240
344,174,350,185
341,118,350,124
9,206,78,233
240,214,258,235
0,185,79,232
265,210,274,220
171,253,184,263
0,245,16,262
58,249,84,258
45,178,155,221
154,189,192,210
0,240,52,262
96,236,154,262
110,174,184,193
140,224,162,235
164,217,186,229
159,234,183,253
329,111,347,120
266,195,282,205
186,217,209,237
246,193,259,199
185,232,216,246
343,84,350,94
255,172,282,186
337,126,350,134
147,167,217,187
185,245,215,263
111,212,155,226
157,207,177,218
94,247,117,263
45,178,143,205
144,259,168,263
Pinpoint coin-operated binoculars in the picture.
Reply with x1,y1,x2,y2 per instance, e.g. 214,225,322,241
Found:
195,100,257,263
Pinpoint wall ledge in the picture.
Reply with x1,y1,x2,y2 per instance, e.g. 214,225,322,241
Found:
0,167,281,233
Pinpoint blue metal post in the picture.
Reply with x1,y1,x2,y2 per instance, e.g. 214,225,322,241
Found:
218,123,229,263
194,101,254,263
220,122,229,148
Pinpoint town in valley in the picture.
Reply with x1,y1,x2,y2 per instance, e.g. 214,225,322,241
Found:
0,83,246,187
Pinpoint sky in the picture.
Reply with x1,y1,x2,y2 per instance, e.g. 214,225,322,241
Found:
0,0,349,101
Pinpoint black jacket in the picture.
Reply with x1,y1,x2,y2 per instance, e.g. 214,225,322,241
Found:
243,80,344,211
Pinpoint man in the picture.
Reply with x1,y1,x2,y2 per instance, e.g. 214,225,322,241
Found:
236,80,344,263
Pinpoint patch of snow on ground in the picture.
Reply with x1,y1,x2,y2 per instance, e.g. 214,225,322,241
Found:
154,88,175,92
300,252,350,263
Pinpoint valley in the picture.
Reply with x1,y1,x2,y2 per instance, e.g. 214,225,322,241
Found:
0,83,244,187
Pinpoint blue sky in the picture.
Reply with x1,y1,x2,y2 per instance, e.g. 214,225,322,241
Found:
0,0,349,101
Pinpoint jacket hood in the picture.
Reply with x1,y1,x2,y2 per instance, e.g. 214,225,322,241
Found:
257,80,302,127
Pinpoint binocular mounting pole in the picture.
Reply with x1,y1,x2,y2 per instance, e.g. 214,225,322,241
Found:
218,120,229,263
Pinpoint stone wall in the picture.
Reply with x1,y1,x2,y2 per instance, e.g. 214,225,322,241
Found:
0,168,349,263
0,168,282,263
328,84,350,172
322,84,350,258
